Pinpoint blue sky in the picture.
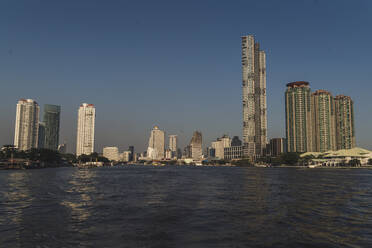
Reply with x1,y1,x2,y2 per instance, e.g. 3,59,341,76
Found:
1,0,371,153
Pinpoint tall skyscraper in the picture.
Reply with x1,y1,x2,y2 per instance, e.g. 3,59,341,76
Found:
38,122,45,149
334,95,355,150
190,131,202,161
285,81,313,153
147,126,165,160
14,99,40,151
43,104,61,150
241,35,267,157
269,138,286,157
312,90,336,152
168,135,178,158
76,103,95,156
128,146,134,161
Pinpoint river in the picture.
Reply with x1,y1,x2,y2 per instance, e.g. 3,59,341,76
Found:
0,166,371,247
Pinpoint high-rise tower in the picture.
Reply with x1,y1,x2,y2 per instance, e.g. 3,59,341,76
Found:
14,99,40,151
147,126,165,160
189,131,202,161
168,135,178,158
311,90,336,152
241,35,267,157
334,95,355,150
285,81,313,153
76,103,95,156
43,104,61,150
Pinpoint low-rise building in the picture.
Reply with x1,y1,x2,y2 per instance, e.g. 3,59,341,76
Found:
103,147,120,161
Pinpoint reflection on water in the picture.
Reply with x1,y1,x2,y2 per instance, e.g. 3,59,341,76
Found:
0,167,372,247
61,169,98,223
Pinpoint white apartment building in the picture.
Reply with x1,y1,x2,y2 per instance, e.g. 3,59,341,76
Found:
103,146,120,161
14,99,40,151
76,103,95,156
147,126,165,160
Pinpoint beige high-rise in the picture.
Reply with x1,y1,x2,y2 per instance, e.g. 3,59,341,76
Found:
190,131,202,161
76,103,95,156
14,99,40,151
241,35,267,157
311,90,336,152
285,82,313,153
147,126,165,160
334,95,355,149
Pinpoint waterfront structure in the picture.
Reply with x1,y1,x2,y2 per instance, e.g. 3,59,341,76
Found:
103,147,120,161
43,104,61,150
285,81,313,153
76,103,95,156
241,35,267,157
168,135,178,158
38,122,45,149
334,95,355,150
147,126,165,160
301,147,371,166
14,99,40,151
312,90,336,152
58,143,67,154
190,131,202,161
269,138,286,157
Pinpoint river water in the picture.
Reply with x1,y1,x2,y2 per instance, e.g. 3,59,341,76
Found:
0,166,371,247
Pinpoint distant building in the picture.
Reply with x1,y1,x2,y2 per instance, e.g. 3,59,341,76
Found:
183,145,191,159
285,81,313,153
269,138,286,157
165,149,173,160
103,147,120,161
224,146,243,160
224,136,243,160
38,122,45,149
206,147,216,158
76,103,95,156
168,135,178,158
242,35,267,157
14,99,40,151
190,131,202,161
212,135,231,159
231,136,242,146
128,146,134,161
121,151,131,162
334,95,355,150
147,126,165,160
58,143,67,154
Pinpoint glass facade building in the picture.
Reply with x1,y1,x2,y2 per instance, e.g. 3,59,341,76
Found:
43,104,61,150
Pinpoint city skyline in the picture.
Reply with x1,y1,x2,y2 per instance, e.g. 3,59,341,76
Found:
1,1,372,152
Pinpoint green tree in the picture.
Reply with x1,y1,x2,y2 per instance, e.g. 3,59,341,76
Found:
280,152,300,166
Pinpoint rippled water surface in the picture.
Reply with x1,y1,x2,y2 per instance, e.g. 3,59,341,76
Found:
1,166,372,247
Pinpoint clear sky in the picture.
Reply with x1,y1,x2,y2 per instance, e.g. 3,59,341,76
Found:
1,0,371,153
